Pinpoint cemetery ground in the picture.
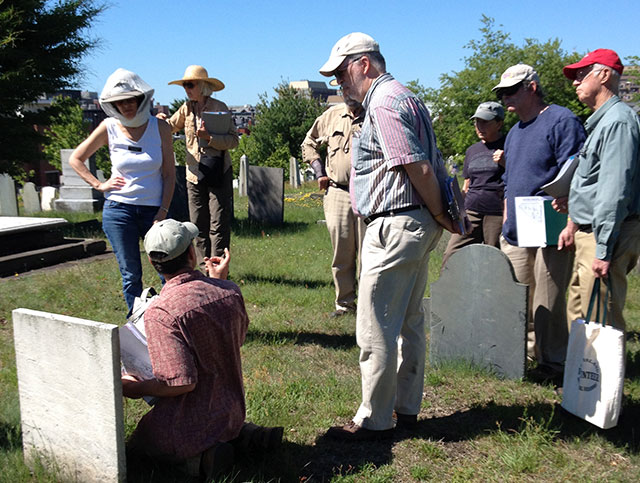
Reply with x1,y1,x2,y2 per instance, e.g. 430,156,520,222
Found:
1,185,640,482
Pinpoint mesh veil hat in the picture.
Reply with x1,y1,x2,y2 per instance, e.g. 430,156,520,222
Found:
144,219,199,262
168,65,225,92
562,49,624,80
319,32,380,76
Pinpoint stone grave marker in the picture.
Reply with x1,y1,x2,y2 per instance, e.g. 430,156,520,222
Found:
0,173,18,216
430,244,528,379
13,308,125,482
248,166,284,224
238,154,248,197
54,149,103,212
22,182,41,214
40,186,58,211
289,156,300,188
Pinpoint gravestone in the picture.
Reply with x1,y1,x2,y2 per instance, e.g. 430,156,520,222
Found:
13,308,125,482
248,166,284,224
22,182,41,214
0,173,18,216
238,154,248,197
54,149,103,212
430,245,528,379
289,156,300,188
40,186,58,211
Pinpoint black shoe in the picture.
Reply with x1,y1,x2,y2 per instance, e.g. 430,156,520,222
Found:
326,421,394,441
233,422,284,452
393,411,418,429
529,364,564,385
200,442,234,480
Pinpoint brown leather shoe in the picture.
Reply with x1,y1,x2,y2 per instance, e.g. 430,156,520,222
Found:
393,411,418,429
326,421,394,441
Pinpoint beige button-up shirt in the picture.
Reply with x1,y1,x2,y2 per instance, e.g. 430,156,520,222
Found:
301,103,362,186
168,97,239,184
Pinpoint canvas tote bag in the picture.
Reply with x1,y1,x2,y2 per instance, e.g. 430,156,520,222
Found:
561,278,625,429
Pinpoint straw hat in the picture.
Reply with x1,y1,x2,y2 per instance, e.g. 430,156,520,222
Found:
168,65,224,92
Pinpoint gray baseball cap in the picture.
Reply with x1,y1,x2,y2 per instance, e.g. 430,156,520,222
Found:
470,101,504,121
492,64,540,91
144,219,199,262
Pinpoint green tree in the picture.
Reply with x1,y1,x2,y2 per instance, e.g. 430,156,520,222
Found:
409,15,584,160
231,83,325,177
0,0,103,178
167,97,188,166
42,96,111,176
623,56,640,106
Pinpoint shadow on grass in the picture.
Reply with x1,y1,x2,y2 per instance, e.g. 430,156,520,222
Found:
235,274,332,289
231,218,313,238
246,329,356,349
0,420,21,450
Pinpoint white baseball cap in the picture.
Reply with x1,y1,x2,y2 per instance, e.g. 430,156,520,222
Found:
319,32,380,76
492,64,540,91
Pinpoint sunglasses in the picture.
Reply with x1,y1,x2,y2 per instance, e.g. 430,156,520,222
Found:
182,82,196,89
496,82,523,101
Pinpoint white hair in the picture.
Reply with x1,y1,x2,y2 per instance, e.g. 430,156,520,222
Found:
592,63,620,94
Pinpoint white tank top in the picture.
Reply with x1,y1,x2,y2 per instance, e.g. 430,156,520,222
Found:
104,117,163,206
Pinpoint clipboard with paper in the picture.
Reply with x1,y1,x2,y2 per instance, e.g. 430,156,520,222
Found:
202,111,232,135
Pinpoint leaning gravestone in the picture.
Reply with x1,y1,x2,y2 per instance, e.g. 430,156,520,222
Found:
0,173,18,216
430,245,528,379
40,186,58,211
12,309,125,482
248,166,284,224
22,182,41,215
54,149,103,212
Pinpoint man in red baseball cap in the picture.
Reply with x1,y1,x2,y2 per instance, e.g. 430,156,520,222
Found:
558,49,640,333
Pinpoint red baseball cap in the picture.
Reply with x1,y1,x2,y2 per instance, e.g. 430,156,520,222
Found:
563,49,624,80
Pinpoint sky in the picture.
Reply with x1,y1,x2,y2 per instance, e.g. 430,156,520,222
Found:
77,0,640,107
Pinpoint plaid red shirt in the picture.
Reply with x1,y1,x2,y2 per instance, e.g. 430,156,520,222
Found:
131,270,248,459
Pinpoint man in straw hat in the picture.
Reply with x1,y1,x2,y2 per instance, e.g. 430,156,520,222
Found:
558,49,640,333
159,65,238,265
318,32,462,440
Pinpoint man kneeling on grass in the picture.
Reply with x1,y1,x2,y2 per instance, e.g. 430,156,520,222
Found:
121,218,282,479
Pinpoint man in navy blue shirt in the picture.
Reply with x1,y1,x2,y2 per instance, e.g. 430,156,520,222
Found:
493,64,586,381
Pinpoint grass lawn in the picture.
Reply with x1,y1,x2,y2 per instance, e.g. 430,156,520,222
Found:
1,183,640,482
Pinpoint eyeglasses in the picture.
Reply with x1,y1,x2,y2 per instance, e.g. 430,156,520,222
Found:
334,57,363,83
182,82,196,89
496,82,523,101
574,67,602,83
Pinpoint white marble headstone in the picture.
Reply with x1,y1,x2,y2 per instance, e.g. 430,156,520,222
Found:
239,154,249,197
0,173,18,216
40,186,58,211
289,156,300,188
12,309,126,482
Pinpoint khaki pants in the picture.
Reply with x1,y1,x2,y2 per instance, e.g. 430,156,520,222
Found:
324,186,366,311
567,219,640,332
441,210,502,267
354,207,442,430
500,236,572,369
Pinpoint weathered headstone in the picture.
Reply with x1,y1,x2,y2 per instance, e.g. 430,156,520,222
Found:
430,245,528,379
289,156,300,188
13,309,125,482
22,182,41,215
238,154,249,197
40,186,58,211
0,173,18,216
54,149,103,212
248,166,284,224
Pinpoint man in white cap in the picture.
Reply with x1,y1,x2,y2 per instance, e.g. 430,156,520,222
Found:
493,64,586,382
319,32,462,440
121,218,247,478
301,94,365,318
558,49,640,333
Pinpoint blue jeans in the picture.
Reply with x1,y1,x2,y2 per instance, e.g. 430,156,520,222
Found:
102,200,159,313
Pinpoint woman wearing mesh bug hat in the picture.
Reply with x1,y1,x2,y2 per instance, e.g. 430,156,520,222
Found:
158,65,238,265
69,68,175,314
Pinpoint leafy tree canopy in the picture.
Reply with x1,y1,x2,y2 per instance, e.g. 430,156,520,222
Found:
409,15,585,161
0,0,103,178
231,83,325,177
